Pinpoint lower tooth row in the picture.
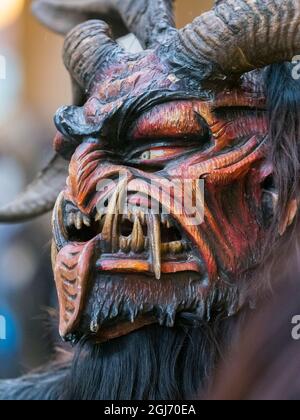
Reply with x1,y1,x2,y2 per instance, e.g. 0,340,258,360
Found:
119,237,185,255
161,241,185,255
119,236,148,253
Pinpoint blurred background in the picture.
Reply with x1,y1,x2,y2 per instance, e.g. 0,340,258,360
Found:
0,0,213,379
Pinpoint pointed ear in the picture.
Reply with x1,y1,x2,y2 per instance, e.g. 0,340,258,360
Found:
279,199,298,236
263,188,298,236
32,0,127,38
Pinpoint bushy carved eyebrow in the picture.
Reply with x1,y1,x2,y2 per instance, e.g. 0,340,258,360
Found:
127,102,209,142
116,91,265,146
107,90,210,150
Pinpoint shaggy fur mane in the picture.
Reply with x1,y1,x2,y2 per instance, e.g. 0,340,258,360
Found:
0,319,236,400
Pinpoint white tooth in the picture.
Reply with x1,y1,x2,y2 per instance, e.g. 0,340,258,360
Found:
67,213,75,228
148,214,161,280
131,217,144,253
120,236,130,253
75,212,83,230
120,236,125,251
169,241,183,254
83,215,91,227
95,211,102,222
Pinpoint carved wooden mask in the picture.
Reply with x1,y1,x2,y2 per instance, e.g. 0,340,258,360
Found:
1,0,300,343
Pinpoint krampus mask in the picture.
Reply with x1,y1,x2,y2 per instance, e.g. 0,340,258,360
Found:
1,0,300,348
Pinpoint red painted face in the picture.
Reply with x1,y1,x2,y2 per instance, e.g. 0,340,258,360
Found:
51,62,282,344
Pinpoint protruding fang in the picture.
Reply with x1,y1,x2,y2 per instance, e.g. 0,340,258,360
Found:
148,214,161,280
102,178,127,252
131,217,144,253
139,212,146,225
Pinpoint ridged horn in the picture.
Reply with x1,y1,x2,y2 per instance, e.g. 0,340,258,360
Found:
63,20,126,94
114,0,175,48
32,0,175,48
173,0,300,78
34,1,175,101
32,0,127,38
0,154,68,223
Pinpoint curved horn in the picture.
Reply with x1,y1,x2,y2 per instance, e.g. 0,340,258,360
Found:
32,0,175,48
173,0,300,78
0,154,68,223
32,0,127,38
63,20,127,94
115,0,175,48
34,1,175,100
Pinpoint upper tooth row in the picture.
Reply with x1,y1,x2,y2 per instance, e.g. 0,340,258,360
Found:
65,210,186,255
67,210,174,230
67,212,91,230
105,211,173,227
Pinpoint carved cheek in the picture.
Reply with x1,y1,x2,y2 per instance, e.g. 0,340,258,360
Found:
54,240,96,338
67,143,123,211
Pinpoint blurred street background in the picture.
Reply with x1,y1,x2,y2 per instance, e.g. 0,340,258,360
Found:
0,0,213,378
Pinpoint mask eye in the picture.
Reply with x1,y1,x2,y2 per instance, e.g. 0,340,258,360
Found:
141,151,151,160
139,150,165,161
132,146,196,164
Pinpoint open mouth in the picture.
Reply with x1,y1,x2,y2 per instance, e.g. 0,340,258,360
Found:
61,201,202,279
53,194,207,342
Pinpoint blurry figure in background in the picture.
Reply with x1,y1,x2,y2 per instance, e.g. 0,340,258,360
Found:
0,0,60,377
0,220,57,379
207,249,300,401
0,156,57,378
